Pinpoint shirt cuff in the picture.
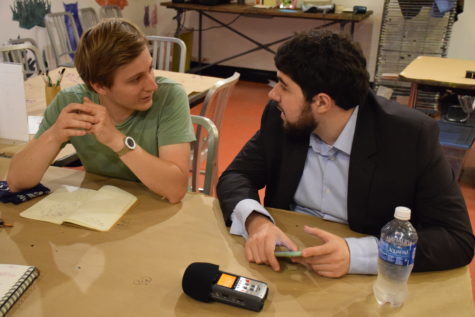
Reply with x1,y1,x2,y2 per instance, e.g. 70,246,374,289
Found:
229,199,275,239
345,236,379,275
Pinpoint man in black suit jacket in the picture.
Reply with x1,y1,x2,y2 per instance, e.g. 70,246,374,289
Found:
217,30,474,277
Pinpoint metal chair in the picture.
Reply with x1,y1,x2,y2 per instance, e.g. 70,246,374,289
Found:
54,115,220,194
190,115,219,195
100,5,123,18
44,12,80,67
8,37,39,47
199,72,240,132
0,42,46,79
191,72,240,195
79,7,99,31
146,35,187,73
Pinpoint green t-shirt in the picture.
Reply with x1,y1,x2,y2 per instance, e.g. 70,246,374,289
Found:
36,76,195,182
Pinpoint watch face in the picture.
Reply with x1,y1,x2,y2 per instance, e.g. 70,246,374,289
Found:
125,136,136,149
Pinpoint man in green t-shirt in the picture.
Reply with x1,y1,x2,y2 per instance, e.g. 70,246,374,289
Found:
7,19,195,203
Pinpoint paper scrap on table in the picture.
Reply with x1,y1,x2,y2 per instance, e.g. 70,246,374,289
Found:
0,63,29,142
28,115,43,134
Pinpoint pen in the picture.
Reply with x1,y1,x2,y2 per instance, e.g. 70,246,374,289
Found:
0,221,13,228
46,70,52,87
0,212,13,228
55,68,66,87
39,71,49,85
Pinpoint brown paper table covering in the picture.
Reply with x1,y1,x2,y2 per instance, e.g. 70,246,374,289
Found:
0,158,473,316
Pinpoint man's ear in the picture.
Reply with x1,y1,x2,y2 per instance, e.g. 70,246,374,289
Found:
90,82,107,95
311,93,334,114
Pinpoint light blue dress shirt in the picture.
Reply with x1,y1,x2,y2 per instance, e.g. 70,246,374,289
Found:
230,106,379,275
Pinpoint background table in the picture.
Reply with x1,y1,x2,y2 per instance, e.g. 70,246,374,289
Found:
0,157,473,316
25,68,221,116
399,56,475,179
161,2,372,73
399,56,475,109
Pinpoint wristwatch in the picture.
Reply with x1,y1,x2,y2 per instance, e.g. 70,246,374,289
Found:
116,136,137,157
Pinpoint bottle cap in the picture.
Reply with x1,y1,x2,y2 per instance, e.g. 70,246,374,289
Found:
394,206,411,220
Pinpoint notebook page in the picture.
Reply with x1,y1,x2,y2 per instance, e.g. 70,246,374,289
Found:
20,187,97,224
0,264,34,297
65,185,137,231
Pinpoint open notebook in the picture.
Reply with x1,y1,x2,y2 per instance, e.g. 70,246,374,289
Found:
20,185,137,231
0,264,38,317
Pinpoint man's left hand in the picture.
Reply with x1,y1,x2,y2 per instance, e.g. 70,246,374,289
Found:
82,97,123,151
293,225,350,278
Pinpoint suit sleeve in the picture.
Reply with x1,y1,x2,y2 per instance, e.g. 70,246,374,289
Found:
217,105,272,226
412,118,474,271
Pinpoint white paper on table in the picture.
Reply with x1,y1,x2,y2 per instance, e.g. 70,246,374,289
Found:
0,63,29,142
28,115,43,134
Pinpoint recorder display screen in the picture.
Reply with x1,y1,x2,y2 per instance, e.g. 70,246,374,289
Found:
216,273,237,288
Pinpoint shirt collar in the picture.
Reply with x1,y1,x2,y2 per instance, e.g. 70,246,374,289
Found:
333,106,359,155
309,106,359,156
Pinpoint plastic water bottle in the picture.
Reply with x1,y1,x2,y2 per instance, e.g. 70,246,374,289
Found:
373,206,418,307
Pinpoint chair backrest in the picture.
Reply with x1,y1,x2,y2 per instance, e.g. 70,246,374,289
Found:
199,72,240,131
0,42,46,79
191,72,240,195
44,12,80,67
7,38,43,75
146,35,187,73
8,37,39,47
79,7,99,31
190,115,219,195
100,5,123,18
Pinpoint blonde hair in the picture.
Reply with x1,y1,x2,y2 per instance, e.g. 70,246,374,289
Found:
75,18,148,91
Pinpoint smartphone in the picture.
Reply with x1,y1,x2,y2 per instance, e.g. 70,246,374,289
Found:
274,250,302,257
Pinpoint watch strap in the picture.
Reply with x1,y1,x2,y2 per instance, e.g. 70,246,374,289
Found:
116,136,136,157
116,144,131,157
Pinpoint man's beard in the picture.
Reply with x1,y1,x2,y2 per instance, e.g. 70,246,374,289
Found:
282,102,317,138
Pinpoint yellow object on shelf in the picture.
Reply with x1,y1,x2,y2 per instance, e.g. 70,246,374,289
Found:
174,28,194,72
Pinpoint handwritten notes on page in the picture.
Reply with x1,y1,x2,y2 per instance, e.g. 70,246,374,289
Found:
20,185,137,231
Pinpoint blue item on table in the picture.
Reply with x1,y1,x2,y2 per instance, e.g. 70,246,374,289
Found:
0,181,50,204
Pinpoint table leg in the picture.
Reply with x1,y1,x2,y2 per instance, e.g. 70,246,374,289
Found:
190,36,291,73
203,12,276,55
339,21,354,37
198,11,203,71
408,83,418,108
339,22,345,33
173,9,184,37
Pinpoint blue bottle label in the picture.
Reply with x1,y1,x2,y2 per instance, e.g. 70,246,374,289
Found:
378,240,416,265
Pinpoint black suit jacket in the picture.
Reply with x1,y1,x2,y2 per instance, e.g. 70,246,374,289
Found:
217,91,475,272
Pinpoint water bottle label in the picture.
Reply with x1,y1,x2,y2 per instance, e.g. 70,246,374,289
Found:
378,240,416,265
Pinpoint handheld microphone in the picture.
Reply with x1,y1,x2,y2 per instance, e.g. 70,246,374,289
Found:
182,262,268,312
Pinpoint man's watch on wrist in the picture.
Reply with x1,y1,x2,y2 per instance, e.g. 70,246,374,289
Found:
116,136,137,157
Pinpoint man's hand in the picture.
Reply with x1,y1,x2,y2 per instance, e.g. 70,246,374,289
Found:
245,212,298,272
48,101,99,144
293,225,350,278
81,97,123,150
50,97,124,151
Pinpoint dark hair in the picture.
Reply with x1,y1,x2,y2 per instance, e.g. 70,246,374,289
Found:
75,18,148,91
275,30,369,110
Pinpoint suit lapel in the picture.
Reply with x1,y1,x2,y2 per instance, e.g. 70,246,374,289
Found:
274,133,309,209
347,95,378,230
